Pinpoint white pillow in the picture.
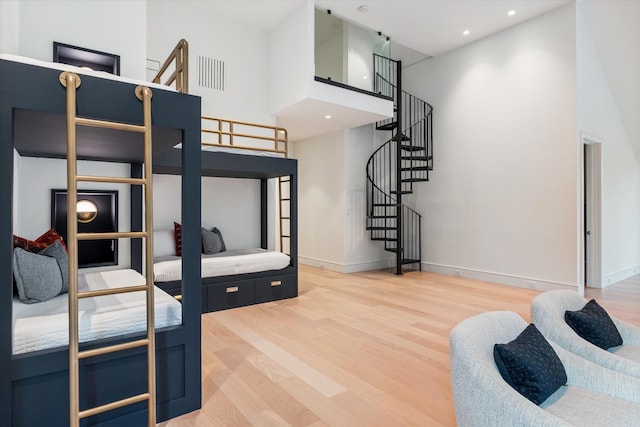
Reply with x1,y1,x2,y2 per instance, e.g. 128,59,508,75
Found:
153,230,177,258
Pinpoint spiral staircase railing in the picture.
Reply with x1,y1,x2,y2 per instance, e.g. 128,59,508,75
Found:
366,54,433,274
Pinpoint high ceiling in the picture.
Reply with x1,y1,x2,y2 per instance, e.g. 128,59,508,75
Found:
213,0,571,57
314,0,571,57
212,1,639,150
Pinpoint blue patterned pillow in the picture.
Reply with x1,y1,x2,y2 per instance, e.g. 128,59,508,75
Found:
494,324,567,405
565,299,623,350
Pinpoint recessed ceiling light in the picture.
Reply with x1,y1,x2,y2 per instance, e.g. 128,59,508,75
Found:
325,115,332,119
363,75,368,79
463,30,470,36
508,10,516,16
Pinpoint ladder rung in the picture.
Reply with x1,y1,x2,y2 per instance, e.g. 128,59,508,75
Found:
78,231,148,240
279,178,290,183
76,117,145,133
280,216,290,220
280,198,291,201
281,235,290,238
79,393,149,419
79,338,149,359
78,284,148,299
76,175,147,185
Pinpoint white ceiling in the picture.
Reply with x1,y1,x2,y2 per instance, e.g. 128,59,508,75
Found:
212,1,639,150
212,0,572,57
314,0,571,57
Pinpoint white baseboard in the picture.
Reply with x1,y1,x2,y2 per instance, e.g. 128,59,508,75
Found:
421,262,577,292
298,256,393,274
600,265,640,288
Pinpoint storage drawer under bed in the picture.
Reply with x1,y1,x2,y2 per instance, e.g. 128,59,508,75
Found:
205,279,254,312
254,274,297,303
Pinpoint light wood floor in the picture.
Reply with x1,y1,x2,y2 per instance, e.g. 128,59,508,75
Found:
158,265,640,427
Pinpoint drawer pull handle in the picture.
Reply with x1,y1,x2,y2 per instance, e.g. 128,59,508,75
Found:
174,294,183,301
271,280,282,287
226,286,239,293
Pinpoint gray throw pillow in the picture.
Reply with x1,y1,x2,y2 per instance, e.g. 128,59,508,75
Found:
40,240,69,294
201,227,224,254
212,227,226,252
13,247,63,303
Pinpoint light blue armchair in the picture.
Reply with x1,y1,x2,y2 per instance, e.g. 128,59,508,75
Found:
531,290,640,378
450,311,640,427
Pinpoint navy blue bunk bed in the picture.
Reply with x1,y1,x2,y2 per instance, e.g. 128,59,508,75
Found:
0,57,202,426
153,147,298,313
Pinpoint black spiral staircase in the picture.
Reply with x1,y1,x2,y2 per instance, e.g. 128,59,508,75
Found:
366,54,434,275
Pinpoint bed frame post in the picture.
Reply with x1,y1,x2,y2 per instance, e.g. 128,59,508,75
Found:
131,163,143,274
180,105,203,412
261,179,268,250
0,101,14,425
290,172,298,268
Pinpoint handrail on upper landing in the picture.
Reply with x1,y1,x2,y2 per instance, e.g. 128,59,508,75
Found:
154,39,288,158
152,38,189,93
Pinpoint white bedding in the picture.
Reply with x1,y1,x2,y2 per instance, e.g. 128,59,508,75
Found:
153,249,291,283
0,54,175,92
12,269,182,355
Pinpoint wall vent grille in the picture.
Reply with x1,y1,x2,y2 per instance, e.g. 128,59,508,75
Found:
198,55,225,90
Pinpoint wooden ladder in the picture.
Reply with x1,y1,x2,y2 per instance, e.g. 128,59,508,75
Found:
278,176,291,255
59,71,157,427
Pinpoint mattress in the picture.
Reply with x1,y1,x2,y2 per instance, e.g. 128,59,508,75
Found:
153,248,291,283
12,269,182,355
0,54,175,92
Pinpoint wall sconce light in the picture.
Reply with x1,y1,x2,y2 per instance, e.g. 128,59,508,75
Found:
77,199,98,223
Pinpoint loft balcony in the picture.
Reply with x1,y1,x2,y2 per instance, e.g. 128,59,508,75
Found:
270,3,394,141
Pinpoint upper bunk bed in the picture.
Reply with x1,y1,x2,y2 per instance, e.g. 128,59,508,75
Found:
150,41,298,313
0,54,202,426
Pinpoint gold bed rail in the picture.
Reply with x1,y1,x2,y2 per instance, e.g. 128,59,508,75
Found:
201,116,288,158
154,39,291,253
60,71,157,427
152,38,189,93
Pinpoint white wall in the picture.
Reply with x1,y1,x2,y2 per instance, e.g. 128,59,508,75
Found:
343,125,391,271
577,5,640,286
269,0,315,114
295,125,390,272
16,0,146,80
16,156,132,271
13,150,20,234
0,0,19,54
295,131,346,269
147,0,273,124
152,174,261,250
403,4,579,289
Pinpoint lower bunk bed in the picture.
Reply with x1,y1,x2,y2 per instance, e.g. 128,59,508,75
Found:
155,248,297,312
154,117,298,313
153,138,299,314
1,55,202,426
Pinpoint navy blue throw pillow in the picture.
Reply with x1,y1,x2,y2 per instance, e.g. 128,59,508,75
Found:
565,299,623,350
494,324,567,405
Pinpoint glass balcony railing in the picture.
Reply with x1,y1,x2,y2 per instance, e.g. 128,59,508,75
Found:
314,8,390,94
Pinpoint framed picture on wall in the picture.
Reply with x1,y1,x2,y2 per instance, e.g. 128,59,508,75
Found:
53,42,120,75
51,189,118,268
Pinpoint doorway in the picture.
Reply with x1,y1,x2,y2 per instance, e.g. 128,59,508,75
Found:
582,137,602,289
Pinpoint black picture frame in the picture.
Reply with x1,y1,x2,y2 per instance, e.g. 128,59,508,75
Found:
51,189,118,268
53,42,120,75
